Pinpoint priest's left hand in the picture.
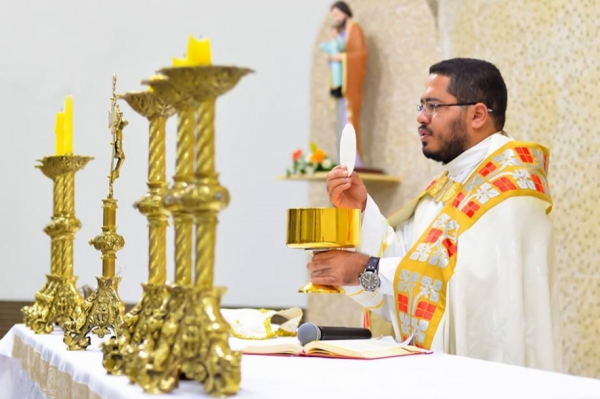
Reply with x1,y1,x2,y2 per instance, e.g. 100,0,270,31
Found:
308,251,370,286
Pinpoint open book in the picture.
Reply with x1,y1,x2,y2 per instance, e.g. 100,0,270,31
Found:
230,337,430,360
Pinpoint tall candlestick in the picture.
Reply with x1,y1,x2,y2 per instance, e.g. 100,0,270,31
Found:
22,155,92,334
64,95,74,154
128,64,252,396
100,90,174,376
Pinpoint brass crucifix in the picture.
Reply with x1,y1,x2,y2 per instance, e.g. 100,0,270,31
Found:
108,74,128,198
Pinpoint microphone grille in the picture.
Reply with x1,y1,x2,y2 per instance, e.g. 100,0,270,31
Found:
297,322,320,346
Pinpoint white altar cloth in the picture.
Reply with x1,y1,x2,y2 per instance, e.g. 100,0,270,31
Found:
1,324,600,399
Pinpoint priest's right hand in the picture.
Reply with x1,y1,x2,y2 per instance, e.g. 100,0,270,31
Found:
326,165,367,211
308,250,370,286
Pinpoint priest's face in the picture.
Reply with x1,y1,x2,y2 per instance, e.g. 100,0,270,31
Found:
417,74,469,164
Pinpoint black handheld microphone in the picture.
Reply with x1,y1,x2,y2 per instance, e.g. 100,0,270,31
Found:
297,322,372,345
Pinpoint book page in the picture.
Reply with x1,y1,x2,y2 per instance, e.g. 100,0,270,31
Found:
304,339,429,359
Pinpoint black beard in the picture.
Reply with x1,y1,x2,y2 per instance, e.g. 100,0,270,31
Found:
422,117,468,164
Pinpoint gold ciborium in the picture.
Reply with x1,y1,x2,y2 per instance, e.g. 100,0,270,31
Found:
286,207,360,294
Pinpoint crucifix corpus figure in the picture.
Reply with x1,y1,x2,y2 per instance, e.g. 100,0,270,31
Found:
108,75,128,198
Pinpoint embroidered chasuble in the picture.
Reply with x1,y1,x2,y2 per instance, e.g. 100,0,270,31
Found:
343,133,562,371
393,140,551,348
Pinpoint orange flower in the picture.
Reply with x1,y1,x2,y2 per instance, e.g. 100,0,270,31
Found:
310,149,326,163
292,149,303,161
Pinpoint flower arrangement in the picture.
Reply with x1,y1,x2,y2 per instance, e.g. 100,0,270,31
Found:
286,142,336,176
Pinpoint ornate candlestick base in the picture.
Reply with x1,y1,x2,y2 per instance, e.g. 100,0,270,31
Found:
63,196,126,350
102,283,167,375
22,278,54,331
125,285,241,397
194,287,242,397
63,276,124,350
124,284,192,394
22,274,82,334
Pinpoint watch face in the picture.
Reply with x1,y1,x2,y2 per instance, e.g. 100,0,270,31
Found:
360,272,380,291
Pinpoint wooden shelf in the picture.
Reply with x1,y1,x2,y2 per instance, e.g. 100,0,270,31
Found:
277,171,401,183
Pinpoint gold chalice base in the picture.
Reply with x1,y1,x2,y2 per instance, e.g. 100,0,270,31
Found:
286,208,360,294
297,282,345,294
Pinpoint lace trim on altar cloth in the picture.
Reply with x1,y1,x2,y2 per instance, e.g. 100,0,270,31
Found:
11,335,103,399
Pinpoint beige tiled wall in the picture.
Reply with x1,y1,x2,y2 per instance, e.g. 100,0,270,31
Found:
308,0,600,378
436,0,600,378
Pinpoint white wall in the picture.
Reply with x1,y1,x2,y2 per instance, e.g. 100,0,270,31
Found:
0,0,332,308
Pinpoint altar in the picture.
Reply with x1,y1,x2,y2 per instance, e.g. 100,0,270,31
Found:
2,324,600,399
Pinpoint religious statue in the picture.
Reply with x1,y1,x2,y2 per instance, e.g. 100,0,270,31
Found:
321,2,367,167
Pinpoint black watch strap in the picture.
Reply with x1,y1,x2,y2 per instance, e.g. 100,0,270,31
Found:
366,257,380,273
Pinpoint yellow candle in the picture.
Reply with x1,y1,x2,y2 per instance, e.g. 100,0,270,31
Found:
172,56,190,67
188,35,211,65
172,35,211,68
63,95,74,154
54,112,65,155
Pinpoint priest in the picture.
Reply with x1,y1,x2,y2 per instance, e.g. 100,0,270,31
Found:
308,58,562,371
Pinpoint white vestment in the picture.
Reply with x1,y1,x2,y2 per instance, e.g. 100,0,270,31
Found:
343,133,562,371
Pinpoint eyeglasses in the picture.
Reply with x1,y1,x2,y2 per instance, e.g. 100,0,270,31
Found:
417,102,493,117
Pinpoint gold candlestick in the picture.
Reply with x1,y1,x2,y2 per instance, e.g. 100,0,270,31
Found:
161,66,250,290
101,90,175,375
193,100,221,290
122,76,198,394
126,66,252,397
145,76,196,287
63,76,127,350
22,155,93,334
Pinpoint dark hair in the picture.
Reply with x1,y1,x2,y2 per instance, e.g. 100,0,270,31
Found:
330,1,353,18
429,58,507,130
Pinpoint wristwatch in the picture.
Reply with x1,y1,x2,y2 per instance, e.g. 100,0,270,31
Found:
359,257,381,292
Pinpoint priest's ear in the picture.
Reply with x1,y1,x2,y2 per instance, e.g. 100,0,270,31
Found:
470,102,493,130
